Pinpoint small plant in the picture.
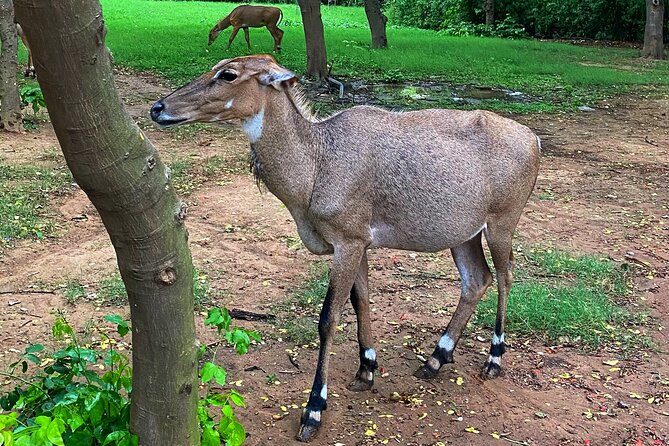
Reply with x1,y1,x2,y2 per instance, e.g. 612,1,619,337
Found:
0,309,258,445
0,314,136,445
265,373,278,385
62,279,86,304
199,307,261,446
19,85,46,114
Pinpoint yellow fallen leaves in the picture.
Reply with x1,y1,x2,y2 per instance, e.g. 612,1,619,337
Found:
491,432,501,439
465,426,480,434
456,376,464,386
602,359,619,366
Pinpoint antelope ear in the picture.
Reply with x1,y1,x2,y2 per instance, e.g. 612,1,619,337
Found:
259,65,298,91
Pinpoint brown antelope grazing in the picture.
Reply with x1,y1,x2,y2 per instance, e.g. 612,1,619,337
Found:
150,55,541,442
208,5,284,52
16,23,35,78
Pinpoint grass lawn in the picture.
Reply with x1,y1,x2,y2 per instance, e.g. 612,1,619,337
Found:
99,0,669,112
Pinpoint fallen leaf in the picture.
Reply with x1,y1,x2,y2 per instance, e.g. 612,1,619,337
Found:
456,376,464,385
465,426,480,434
602,359,619,366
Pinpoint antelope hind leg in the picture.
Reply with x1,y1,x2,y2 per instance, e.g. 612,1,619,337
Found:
347,252,378,392
414,234,493,379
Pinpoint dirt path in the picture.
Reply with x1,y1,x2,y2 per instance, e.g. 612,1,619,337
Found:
0,73,667,446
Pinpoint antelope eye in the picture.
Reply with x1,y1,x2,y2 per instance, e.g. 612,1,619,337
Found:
216,69,238,82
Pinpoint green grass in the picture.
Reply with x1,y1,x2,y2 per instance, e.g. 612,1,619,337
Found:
0,162,72,251
273,262,329,345
100,0,669,112
62,279,87,304
271,249,646,352
473,248,648,353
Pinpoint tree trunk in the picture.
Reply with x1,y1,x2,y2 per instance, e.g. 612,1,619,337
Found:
642,0,665,59
485,0,495,26
0,0,22,133
297,0,329,79
13,1,199,445
364,0,388,48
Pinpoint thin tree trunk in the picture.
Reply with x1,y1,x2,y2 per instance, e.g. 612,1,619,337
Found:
364,0,388,48
297,0,328,79
485,0,495,25
13,1,199,445
642,0,665,59
0,0,22,133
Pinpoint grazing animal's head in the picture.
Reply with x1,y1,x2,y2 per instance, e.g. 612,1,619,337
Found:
150,55,297,128
207,28,220,46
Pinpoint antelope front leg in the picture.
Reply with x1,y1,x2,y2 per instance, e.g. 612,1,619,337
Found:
348,251,378,392
297,243,365,442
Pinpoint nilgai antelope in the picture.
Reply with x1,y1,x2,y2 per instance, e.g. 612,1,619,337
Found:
208,5,284,52
16,23,35,78
150,55,541,442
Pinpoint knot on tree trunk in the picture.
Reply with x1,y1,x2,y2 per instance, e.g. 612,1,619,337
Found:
176,201,188,224
157,266,177,285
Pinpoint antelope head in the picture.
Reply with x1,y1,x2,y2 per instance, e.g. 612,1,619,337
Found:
150,55,297,128
207,28,220,46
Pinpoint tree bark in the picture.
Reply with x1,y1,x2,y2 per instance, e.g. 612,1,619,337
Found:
485,0,495,25
297,0,329,79
364,0,388,48
0,0,22,133
13,1,199,445
642,0,665,59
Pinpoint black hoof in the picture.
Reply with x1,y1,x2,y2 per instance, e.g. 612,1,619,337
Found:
413,364,439,380
296,416,321,442
481,361,502,379
348,377,373,392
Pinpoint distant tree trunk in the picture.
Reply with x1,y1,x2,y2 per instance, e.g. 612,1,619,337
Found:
13,1,199,445
364,0,388,48
0,0,22,133
642,0,665,59
485,0,495,25
297,0,329,79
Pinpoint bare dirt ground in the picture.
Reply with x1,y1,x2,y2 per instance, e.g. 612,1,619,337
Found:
0,72,667,446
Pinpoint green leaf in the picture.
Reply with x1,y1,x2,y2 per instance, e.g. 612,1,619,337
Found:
25,344,44,354
201,426,221,446
228,391,245,408
221,419,246,446
213,367,227,387
204,308,223,328
1,430,13,446
201,362,218,384
103,314,130,336
103,431,130,445
64,431,94,446
46,419,65,446
25,354,40,364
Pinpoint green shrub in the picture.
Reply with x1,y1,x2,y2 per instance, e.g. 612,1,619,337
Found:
0,311,259,445
388,0,653,41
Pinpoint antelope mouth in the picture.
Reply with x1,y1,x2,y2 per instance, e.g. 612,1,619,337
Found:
152,116,188,128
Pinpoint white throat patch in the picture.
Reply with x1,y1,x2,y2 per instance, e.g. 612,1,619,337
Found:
242,109,264,143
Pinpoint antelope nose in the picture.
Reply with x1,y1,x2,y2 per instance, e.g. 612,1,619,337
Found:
150,101,165,121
